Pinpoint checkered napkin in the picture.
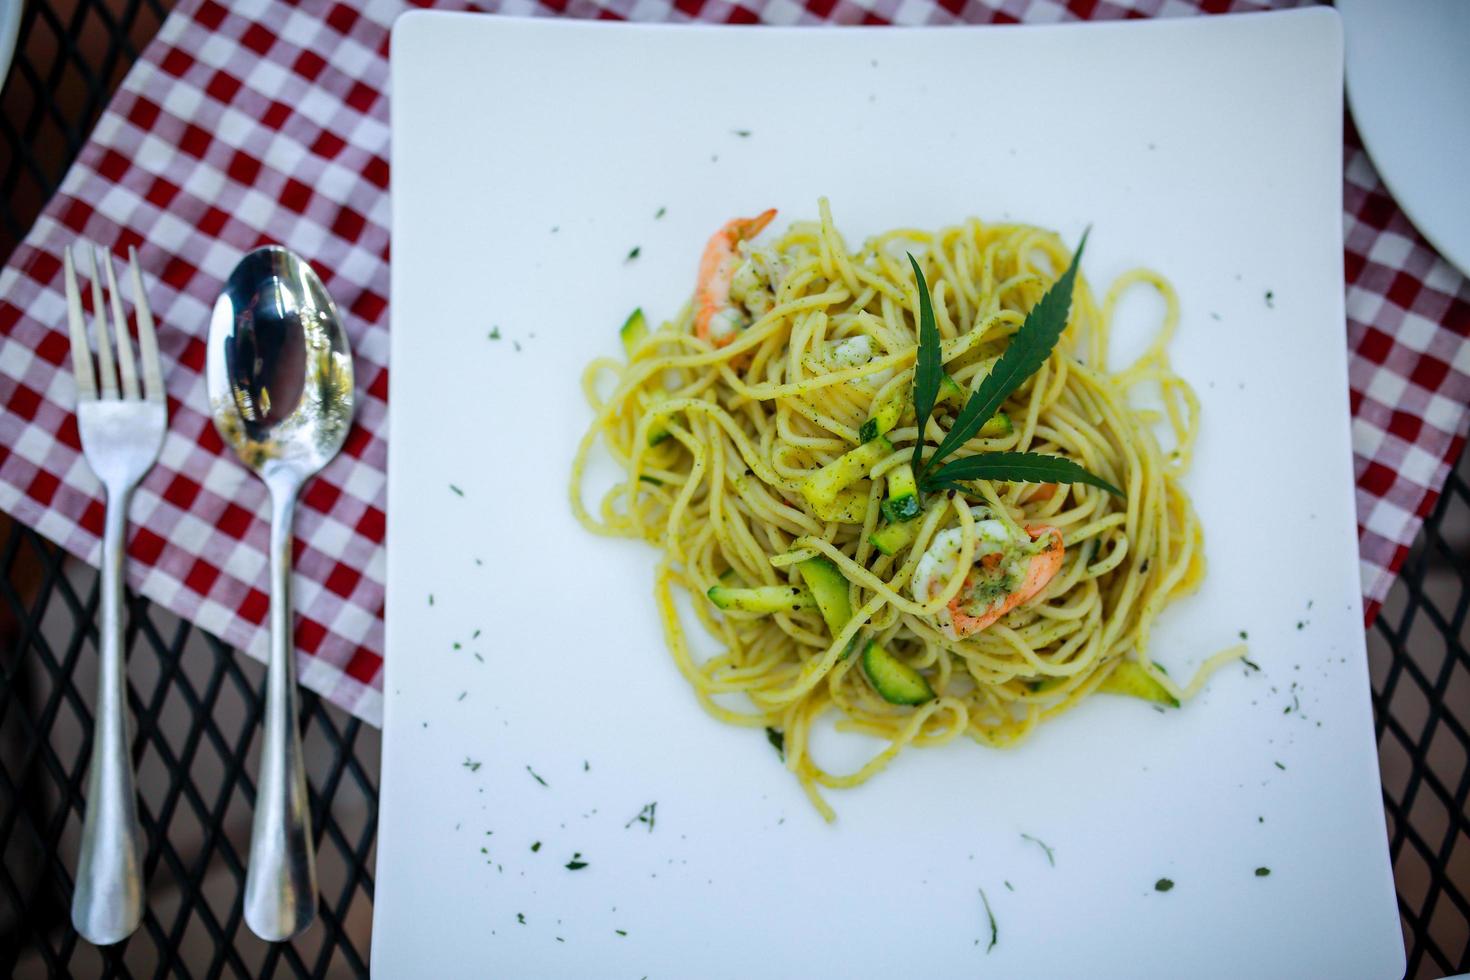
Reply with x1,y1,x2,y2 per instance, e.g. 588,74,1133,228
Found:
0,0,1465,725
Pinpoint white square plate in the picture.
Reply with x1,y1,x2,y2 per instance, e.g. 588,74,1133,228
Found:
378,10,1402,978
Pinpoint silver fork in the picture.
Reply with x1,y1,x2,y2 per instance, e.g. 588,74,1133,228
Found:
63,244,166,946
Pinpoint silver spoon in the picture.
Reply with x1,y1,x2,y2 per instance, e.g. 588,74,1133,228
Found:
206,246,354,941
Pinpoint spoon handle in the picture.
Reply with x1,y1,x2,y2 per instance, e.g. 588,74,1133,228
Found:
244,480,318,941
72,482,145,945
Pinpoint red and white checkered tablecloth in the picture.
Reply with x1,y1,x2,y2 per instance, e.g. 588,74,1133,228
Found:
0,0,1465,726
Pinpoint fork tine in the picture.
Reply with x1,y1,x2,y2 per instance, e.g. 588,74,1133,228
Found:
128,247,164,404
102,249,140,401
87,247,119,399
63,247,98,401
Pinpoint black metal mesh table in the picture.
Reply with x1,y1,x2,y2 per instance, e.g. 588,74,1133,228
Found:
0,2,1465,977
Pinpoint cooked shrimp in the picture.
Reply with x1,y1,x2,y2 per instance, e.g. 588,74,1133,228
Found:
696,209,777,346
828,334,876,367
1024,483,1059,503
948,526,1063,636
910,514,1065,639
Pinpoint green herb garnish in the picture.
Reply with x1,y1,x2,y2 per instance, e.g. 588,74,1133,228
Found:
907,254,944,476
979,887,998,952
1273,761,1286,770
1255,867,1271,877
925,452,1122,496
463,758,481,772
626,246,641,262
449,484,464,497
626,802,658,832
930,232,1091,463
655,207,666,219
1155,878,1174,892
566,853,588,871
526,765,549,786
906,232,1120,497
517,912,526,924
489,327,501,340
765,727,785,759
531,841,541,852
1020,832,1055,867
616,929,628,936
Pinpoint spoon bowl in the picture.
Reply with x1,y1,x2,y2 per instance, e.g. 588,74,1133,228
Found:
207,245,355,942
208,246,354,488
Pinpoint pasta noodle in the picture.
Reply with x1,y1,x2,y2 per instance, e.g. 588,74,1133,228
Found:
571,199,1233,820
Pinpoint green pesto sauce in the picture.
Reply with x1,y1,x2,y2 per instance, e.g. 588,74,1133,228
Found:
959,563,1021,616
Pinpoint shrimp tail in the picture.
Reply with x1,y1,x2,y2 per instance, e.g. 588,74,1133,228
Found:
948,525,1064,637
695,208,777,346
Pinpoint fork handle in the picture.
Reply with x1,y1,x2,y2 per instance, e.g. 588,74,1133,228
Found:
243,478,317,941
72,483,145,946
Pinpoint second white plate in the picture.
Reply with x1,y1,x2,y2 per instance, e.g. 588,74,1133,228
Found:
1341,0,1470,276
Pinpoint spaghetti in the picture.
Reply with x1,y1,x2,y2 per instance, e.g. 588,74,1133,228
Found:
571,199,1236,819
